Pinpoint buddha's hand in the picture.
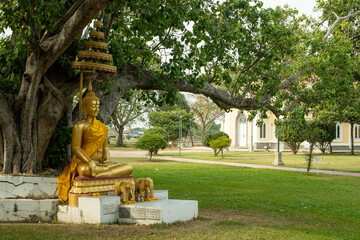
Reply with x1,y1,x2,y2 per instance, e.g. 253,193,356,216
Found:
97,159,109,166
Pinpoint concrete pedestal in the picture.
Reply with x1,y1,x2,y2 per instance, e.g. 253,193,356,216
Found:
57,190,198,225
58,196,120,224
0,175,57,198
0,199,59,222
0,175,59,222
118,199,198,225
273,152,284,165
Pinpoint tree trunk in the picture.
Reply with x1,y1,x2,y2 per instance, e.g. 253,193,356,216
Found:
315,142,328,154
15,52,47,174
0,128,3,171
350,123,354,155
65,99,74,163
329,143,333,154
307,143,314,173
0,92,21,174
116,125,125,146
201,130,206,143
287,142,300,155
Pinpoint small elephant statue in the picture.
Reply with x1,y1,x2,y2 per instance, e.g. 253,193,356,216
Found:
114,180,135,204
135,178,155,201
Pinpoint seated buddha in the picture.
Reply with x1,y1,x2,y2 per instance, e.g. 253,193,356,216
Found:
57,86,133,202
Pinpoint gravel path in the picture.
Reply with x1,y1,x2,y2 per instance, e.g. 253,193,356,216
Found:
110,150,360,177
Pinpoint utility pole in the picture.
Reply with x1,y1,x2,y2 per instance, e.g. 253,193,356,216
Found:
189,117,192,147
179,108,182,156
273,117,284,165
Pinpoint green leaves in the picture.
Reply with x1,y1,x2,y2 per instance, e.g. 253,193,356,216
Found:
203,131,229,147
209,136,231,157
150,110,193,141
134,133,168,160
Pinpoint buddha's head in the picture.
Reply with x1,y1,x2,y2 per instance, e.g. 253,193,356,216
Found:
82,82,100,118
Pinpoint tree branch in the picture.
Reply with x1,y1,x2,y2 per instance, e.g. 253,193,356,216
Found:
323,8,360,40
44,0,114,71
40,0,85,44
104,2,122,41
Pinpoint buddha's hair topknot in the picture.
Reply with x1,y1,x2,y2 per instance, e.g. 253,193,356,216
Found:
83,81,99,107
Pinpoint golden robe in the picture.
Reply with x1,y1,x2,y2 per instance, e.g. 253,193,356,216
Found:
57,118,108,201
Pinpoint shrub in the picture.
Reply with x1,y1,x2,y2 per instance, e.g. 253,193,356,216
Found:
134,134,167,160
144,127,169,141
310,120,336,154
209,136,231,158
203,131,229,147
276,118,307,154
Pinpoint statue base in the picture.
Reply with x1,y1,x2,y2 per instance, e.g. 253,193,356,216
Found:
68,175,134,206
0,175,58,222
58,190,198,225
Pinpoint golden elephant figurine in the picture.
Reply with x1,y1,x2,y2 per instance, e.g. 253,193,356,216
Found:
114,180,136,204
135,178,156,201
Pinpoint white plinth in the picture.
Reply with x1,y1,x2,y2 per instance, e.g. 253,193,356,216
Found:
0,199,59,222
153,190,168,200
118,199,198,225
57,190,197,225
273,152,284,165
0,175,57,199
58,196,120,224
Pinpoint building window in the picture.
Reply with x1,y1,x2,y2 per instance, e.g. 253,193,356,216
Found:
336,123,341,140
239,114,247,123
259,123,266,139
355,125,360,139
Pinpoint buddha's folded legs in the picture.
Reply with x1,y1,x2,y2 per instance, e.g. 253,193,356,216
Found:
77,161,133,178
95,163,133,177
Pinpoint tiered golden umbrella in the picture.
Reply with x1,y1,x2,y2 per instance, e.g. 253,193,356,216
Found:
72,19,117,121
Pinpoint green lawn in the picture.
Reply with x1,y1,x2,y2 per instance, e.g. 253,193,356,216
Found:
160,151,360,172
1,158,359,239
108,145,139,151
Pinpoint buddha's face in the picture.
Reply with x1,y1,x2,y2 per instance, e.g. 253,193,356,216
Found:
84,100,100,117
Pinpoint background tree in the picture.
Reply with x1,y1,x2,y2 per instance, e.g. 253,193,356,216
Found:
155,92,191,113
111,90,154,146
134,134,167,161
203,131,230,148
144,127,169,153
144,127,169,141
150,110,193,142
315,86,360,155
190,94,224,141
276,116,307,155
313,120,336,154
209,136,231,158
313,109,338,154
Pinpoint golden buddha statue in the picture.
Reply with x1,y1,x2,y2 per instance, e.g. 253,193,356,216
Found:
57,86,133,202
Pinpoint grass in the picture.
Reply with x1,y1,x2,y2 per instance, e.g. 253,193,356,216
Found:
1,159,359,239
159,150,360,172
108,144,179,152
108,144,139,151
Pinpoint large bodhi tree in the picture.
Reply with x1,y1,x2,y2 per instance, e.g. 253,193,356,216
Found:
0,0,358,174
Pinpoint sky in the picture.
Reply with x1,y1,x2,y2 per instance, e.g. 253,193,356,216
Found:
262,0,321,18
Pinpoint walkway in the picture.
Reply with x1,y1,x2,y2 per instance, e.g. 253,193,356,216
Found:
110,149,360,177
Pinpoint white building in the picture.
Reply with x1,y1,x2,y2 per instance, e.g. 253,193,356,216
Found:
222,109,360,152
